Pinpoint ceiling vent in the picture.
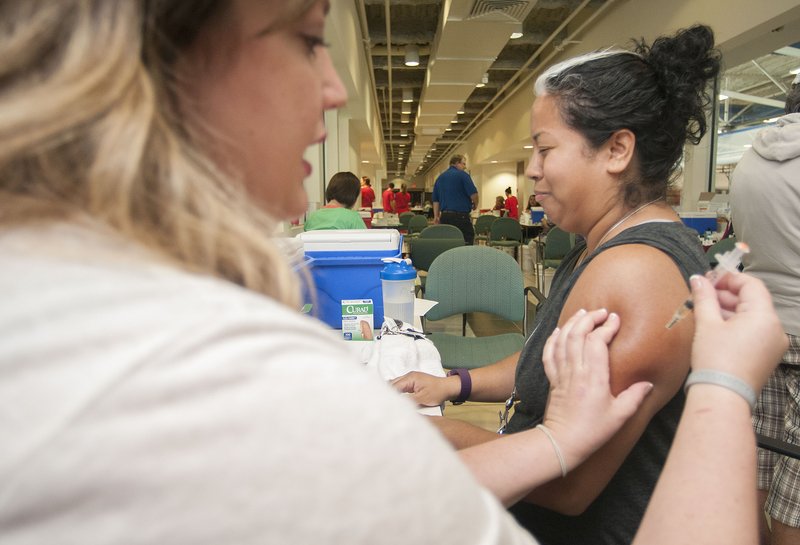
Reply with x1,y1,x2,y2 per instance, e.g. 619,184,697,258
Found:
469,0,532,21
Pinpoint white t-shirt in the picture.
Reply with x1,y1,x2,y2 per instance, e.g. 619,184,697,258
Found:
0,223,536,545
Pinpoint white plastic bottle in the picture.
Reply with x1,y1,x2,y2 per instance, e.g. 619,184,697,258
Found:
380,258,416,325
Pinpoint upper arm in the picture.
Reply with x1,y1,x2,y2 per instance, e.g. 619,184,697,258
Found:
525,244,695,513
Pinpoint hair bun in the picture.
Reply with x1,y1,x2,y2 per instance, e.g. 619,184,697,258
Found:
635,25,720,144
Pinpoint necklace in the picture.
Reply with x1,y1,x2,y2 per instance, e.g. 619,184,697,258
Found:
594,197,663,249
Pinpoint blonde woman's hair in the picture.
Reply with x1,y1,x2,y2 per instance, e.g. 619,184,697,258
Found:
0,0,318,309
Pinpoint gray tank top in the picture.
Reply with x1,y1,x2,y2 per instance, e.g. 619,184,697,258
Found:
508,221,707,545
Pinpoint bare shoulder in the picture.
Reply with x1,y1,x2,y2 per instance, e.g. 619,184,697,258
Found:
562,243,694,394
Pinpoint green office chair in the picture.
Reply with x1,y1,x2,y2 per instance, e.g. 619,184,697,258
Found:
424,246,538,369
409,237,466,294
419,224,464,240
407,214,429,238
488,217,523,263
473,214,497,245
398,211,415,232
706,236,737,267
539,226,574,290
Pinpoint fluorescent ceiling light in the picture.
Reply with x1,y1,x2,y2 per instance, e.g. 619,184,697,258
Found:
510,32,523,39
718,93,729,101
402,88,413,102
404,45,420,67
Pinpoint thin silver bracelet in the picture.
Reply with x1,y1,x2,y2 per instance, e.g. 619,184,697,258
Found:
537,424,567,477
684,370,757,412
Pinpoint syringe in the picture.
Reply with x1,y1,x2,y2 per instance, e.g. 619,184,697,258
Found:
665,241,750,329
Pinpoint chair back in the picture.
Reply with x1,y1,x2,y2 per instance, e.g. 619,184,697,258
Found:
489,217,522,243
543,226,572,260
398,211,415,231
425,246,524,322
707,236,737,267
410,237,465,272
407,214,428,236
419,224,465,241
474,214,497,237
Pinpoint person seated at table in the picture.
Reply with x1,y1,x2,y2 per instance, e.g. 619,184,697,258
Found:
493,195,506,215
393,24,719,545
304,172,366,231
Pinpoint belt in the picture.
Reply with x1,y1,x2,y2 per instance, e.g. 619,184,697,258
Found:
441,210,470,215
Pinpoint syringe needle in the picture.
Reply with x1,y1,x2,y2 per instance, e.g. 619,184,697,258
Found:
664,242,749,329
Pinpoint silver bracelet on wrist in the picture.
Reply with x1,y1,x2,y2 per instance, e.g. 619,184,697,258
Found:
684,370,757,412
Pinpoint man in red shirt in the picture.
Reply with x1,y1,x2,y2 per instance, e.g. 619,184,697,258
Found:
382,182,395,213
360,176,375,209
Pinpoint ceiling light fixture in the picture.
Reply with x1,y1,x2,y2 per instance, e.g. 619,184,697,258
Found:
476,73,489,88
401,114,410,124
404,44,420,67
510,31,523,39
523,145,533,149
401,103,412,114
457,109,465,115
402,88,413,102
718,93,729,101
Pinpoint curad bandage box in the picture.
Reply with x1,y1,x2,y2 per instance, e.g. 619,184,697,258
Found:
341,299,374,341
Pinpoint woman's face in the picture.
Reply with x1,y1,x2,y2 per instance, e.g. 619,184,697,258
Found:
525,95,614,233
179,0,347,219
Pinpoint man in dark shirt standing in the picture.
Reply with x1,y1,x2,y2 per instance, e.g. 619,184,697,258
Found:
432,155,479,244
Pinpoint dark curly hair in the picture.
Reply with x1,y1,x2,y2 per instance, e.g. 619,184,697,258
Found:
534,25,720,206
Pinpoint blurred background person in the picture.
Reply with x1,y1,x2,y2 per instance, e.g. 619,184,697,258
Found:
394,182,412,215
432,154,478,244
304,172,366,231
730,76,800,545
381,181,395,214
359,176,375,210
505,187,519,219
493,195,506,215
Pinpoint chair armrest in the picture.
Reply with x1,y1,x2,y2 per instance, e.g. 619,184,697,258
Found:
757,433,800,460
523,286,547,336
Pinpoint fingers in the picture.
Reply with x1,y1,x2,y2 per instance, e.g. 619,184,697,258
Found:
690,274,723,328
612,381,654,421
544,308,615,387
390,372,417,393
